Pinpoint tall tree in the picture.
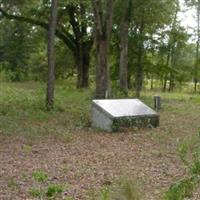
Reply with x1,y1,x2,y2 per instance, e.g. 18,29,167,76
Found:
66,2,93,88
0,19,33,81
128,0,176,97
0,1,92,88
119,0,132,95
186,0,200,92
92,0,114,98
168,2,179,92
195,0,200,92
46,0,58,110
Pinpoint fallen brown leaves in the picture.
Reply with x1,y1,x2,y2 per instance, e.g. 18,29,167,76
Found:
0,100,200,200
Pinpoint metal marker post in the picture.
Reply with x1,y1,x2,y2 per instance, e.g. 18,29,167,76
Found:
154,95,161,112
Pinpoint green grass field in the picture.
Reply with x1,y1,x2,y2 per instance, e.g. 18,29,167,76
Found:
0,81,92,139
0,81,200,200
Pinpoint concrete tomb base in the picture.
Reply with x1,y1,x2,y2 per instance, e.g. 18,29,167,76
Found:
92,99,159,132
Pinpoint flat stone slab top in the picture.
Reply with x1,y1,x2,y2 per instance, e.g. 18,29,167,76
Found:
91,99,159,132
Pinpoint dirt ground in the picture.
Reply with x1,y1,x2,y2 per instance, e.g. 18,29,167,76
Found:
0,100,200,200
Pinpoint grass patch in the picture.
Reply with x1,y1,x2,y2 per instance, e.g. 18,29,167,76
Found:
0,81,91,140
1,81,200,139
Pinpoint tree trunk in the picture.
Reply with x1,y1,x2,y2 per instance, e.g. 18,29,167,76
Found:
119,24,128,94
133,14,145,98
46,0,58,110
150,75,154,90
194,0,200,93
163,41,171,92
127,73,131,89
168,45,176,92
76,60,89,88
135,22,144,98
167,5,178,92
163,74,168,92
75,43,90,88
119,0,131,95
96,39,109,98
169,74,175,92
135,46,143,98
68,3,91,89
92,0,114,99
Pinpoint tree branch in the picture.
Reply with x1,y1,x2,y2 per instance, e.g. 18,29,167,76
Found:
0,7,76,52
67,5,81,50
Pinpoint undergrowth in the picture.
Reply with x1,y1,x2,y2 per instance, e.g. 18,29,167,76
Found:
0,82,91,140
164,130,200,200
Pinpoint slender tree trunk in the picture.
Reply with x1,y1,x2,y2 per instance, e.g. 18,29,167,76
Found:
194,0,200,92
119,23,128,94
127,73,131,89
135,22,144,98
194,76,198,93
81,43,90,87
163,42,171,92
150,75,154,90
79,3,90,88
168,45,176,92
163,52,170,92
119,0,131,95
135,45,143,98
46,0,58,110
96,39,109,98
169,74,175,92
163,53,170,92
168,4,178,92
163,74,168,92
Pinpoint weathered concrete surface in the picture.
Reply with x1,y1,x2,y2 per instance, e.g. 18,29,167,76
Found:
91,99,159,132
91,106,113,132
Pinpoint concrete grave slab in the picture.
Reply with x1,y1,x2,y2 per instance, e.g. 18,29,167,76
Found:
91,99,159,132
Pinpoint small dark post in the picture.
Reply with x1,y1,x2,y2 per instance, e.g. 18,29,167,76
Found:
154,95,161,112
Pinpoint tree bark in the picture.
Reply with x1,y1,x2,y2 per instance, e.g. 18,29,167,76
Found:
163,74,168,92
150,75,154,90
46,0,58,110
163,45,171,92
67,3,92,88
75,42,90,88
194,0,200,92
168,44,176,92
135,22,144,98
96,39,109,98
127,73,131,89
119,26,128,94
92,0,114,99
119,0,131,95
168,7,178,92
135,44,143,98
